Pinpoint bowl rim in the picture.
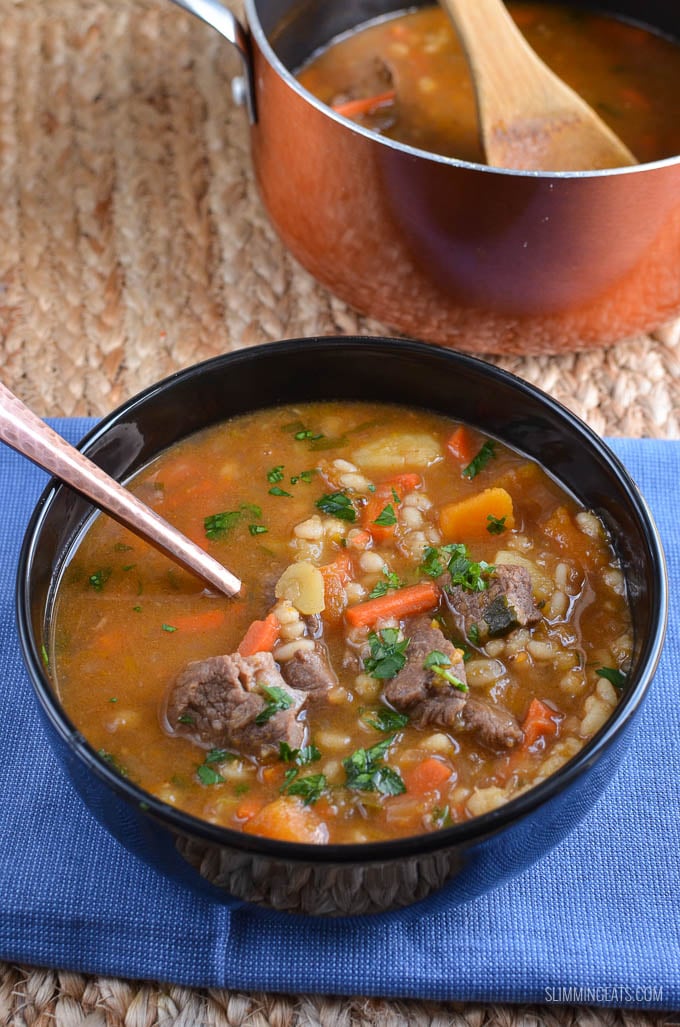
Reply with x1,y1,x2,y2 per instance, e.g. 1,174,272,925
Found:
246,0,680,179
16,336,669,865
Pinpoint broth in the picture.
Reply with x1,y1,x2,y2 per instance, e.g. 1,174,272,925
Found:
297,3,680,165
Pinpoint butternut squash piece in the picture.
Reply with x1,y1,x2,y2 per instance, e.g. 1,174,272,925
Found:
439,487,515,541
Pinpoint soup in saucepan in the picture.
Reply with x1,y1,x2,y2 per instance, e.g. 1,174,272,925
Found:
297,3,680,165
50,403,632,844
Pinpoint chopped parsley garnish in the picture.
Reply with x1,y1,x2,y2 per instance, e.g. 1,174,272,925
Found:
486,514,507,535
281,773,327,805
204,503,263,539
197,764,224,786
294,428,324,441
316,491,357,522
161,623,177,633
424,650,469,692
132,605,142,613
267,465,285,483
468,624,480,646
290,469,316,485
343,736,406,796
596,666,626,690
108,697,118,704
255,685,293,725
40,644,49,669
462,440,497,479
421,543,493,592
279,742,321,765
363,708,409,732
373,503,397,527
205,748,236,764
268,486,293,498
88,567,112,591
432,805,453,828
368,570,403,600
177,713,195,725
248,524,268,535
364,628,410,680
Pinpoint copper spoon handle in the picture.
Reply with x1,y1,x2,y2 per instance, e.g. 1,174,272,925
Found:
0,381,241,597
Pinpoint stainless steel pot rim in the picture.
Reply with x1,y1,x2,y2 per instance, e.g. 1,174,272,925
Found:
244,0,680,180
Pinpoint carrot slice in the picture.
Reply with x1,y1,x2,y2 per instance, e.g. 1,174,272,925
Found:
243,796,328,843
170,608,227,634
403,757,453,795
521,698,560,749
447,426,477,464
439,487,515,541
319,554,353,622
361,473,422,544
345,580,440,628
332,90,396,119
237,612,279,657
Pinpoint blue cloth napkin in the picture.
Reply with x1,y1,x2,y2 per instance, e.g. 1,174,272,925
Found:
0,421,677,1009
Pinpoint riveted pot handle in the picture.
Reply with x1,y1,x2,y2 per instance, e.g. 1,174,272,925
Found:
168,0,256,122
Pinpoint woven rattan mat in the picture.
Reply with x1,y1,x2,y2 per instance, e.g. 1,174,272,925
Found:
0,1,678,1024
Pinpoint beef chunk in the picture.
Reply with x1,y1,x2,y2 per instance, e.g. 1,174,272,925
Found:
330,58,394,107
459,697,523,751
280,644,337,698
446,564,541,641
164,651,306,759
384,617,468,729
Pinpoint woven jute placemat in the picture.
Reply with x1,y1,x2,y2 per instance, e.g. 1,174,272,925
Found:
0,1,677,1023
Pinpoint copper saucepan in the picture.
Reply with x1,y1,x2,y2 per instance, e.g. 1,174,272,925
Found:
170,0,680,354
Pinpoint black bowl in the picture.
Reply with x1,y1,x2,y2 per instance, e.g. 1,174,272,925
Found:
16,337,667,916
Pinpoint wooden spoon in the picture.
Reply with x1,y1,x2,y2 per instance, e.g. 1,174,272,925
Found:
0,381,242,597
439,0,637,171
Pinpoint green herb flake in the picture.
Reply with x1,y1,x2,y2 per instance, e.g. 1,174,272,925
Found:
205,748,235,764
316,491,357,522
432,805,453,828
161,623,177,633
197,763,224,786
462,440,497,479
290,469,316,485
40,644,49,669
248,524,268,536
177,713,195,725
268,486,293,498
364,708,409,732
486,514,507,535
88,567,112,591
132,605,143,613
108,697,118,704
368,570,403,600
255,684,294,725
373,503,397,528
343,736,406,796
468,624,480,646
234,783,250,796
204,510,242,540
266,465,285,483
424,650,468,692
364,628,410,680
282,773,327,805
279,742,321,765
596,666,626,690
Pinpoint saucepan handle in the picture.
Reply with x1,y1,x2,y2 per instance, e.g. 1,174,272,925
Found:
168,0,256,123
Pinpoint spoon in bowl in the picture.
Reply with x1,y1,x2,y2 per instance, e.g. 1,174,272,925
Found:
0,381,242,597
439,0,637,171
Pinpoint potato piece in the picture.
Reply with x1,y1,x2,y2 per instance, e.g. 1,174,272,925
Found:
352,432,442,472
275,561,325,615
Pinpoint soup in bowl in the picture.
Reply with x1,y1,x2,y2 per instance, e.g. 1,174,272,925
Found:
17,338,667,914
